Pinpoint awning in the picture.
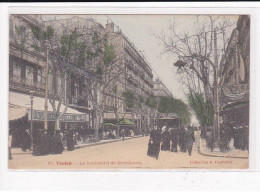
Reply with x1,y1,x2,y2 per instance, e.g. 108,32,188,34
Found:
9,104,27,121
9,92,82,114
9,92,88,122
102,123,116,126
119,119,134,125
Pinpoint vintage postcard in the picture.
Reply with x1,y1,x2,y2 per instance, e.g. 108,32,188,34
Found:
8,14,249,170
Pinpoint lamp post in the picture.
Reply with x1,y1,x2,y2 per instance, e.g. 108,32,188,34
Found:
173,28,221,150
30,91,34,151
44,42,50,131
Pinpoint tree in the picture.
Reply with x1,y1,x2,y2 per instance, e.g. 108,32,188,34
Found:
26,17,104,134
158,16,236,102
158,15,236,124
158,96,191,125
188,92,214,126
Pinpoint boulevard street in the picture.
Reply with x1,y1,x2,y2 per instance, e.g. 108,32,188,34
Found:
9,136,248,170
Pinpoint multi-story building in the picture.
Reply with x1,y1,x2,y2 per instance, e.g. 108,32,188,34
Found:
8,15,89,147
103,22,154,132
219,15,250,144
43,16,105,131
153,77,173,98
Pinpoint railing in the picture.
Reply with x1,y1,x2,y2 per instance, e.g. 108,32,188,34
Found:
10,75,45,90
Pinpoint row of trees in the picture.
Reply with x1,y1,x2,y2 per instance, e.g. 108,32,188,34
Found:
123,91,191,126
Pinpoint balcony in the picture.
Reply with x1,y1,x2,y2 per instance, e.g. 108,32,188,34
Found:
222,84,249,95
69,96,88,108
125,59,134,70
10,75,45,90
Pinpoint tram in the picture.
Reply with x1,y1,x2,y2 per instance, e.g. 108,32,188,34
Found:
157,116,181,129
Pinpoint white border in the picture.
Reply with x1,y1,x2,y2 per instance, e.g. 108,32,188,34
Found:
1,2,260,191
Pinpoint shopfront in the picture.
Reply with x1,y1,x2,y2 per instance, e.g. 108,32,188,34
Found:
9,91,89,147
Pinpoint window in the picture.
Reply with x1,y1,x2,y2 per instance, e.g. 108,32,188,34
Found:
37,68,42,83
13,60,21,79
26,66,34,84
74,82,79,97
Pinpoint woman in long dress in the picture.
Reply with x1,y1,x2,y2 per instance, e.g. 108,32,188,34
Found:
161,126,170,151
147,126,161,160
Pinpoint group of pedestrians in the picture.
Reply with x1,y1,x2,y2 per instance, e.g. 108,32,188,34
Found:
147,125,195,160
33,129,64,156
14,128,77,156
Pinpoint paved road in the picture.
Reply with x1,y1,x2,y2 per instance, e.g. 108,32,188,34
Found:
9,136,248,170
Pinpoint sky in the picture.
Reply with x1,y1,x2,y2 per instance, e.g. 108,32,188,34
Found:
42,14,238,125
42,15,238,102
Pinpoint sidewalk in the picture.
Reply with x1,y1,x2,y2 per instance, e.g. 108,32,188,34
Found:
11,135,144,155
199,137,249,158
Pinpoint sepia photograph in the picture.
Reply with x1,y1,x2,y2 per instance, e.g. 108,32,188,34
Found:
8,14,250,170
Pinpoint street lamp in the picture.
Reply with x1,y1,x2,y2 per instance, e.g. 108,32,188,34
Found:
29,91,34,151
174,60,186,74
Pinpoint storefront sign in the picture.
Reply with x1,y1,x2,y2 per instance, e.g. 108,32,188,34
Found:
28,110,89,122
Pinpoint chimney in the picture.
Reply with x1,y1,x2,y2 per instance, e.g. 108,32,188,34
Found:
106,22,114,33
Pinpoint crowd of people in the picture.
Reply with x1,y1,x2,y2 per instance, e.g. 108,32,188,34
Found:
204,124,249,153
147,125,195,160
8,125,137,159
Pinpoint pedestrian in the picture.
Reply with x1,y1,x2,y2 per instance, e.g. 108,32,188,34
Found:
66,130,75,151
178,125,186,152
39,129,52,155
32,128,43,156
147,125,161,160
185,126,195,156
170,127,179,152
52,130,64,154
121,128,126,141
20,129,31,152
206,127,214,152
161,126,170,151
130,129,134,136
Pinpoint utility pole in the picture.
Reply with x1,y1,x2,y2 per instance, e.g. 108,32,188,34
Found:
44,44,50,130
213,28,220,149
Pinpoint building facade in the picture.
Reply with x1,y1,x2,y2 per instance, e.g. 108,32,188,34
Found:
9,15,90,147
219,15,250,149
153,77,173,98
103,22,155,133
